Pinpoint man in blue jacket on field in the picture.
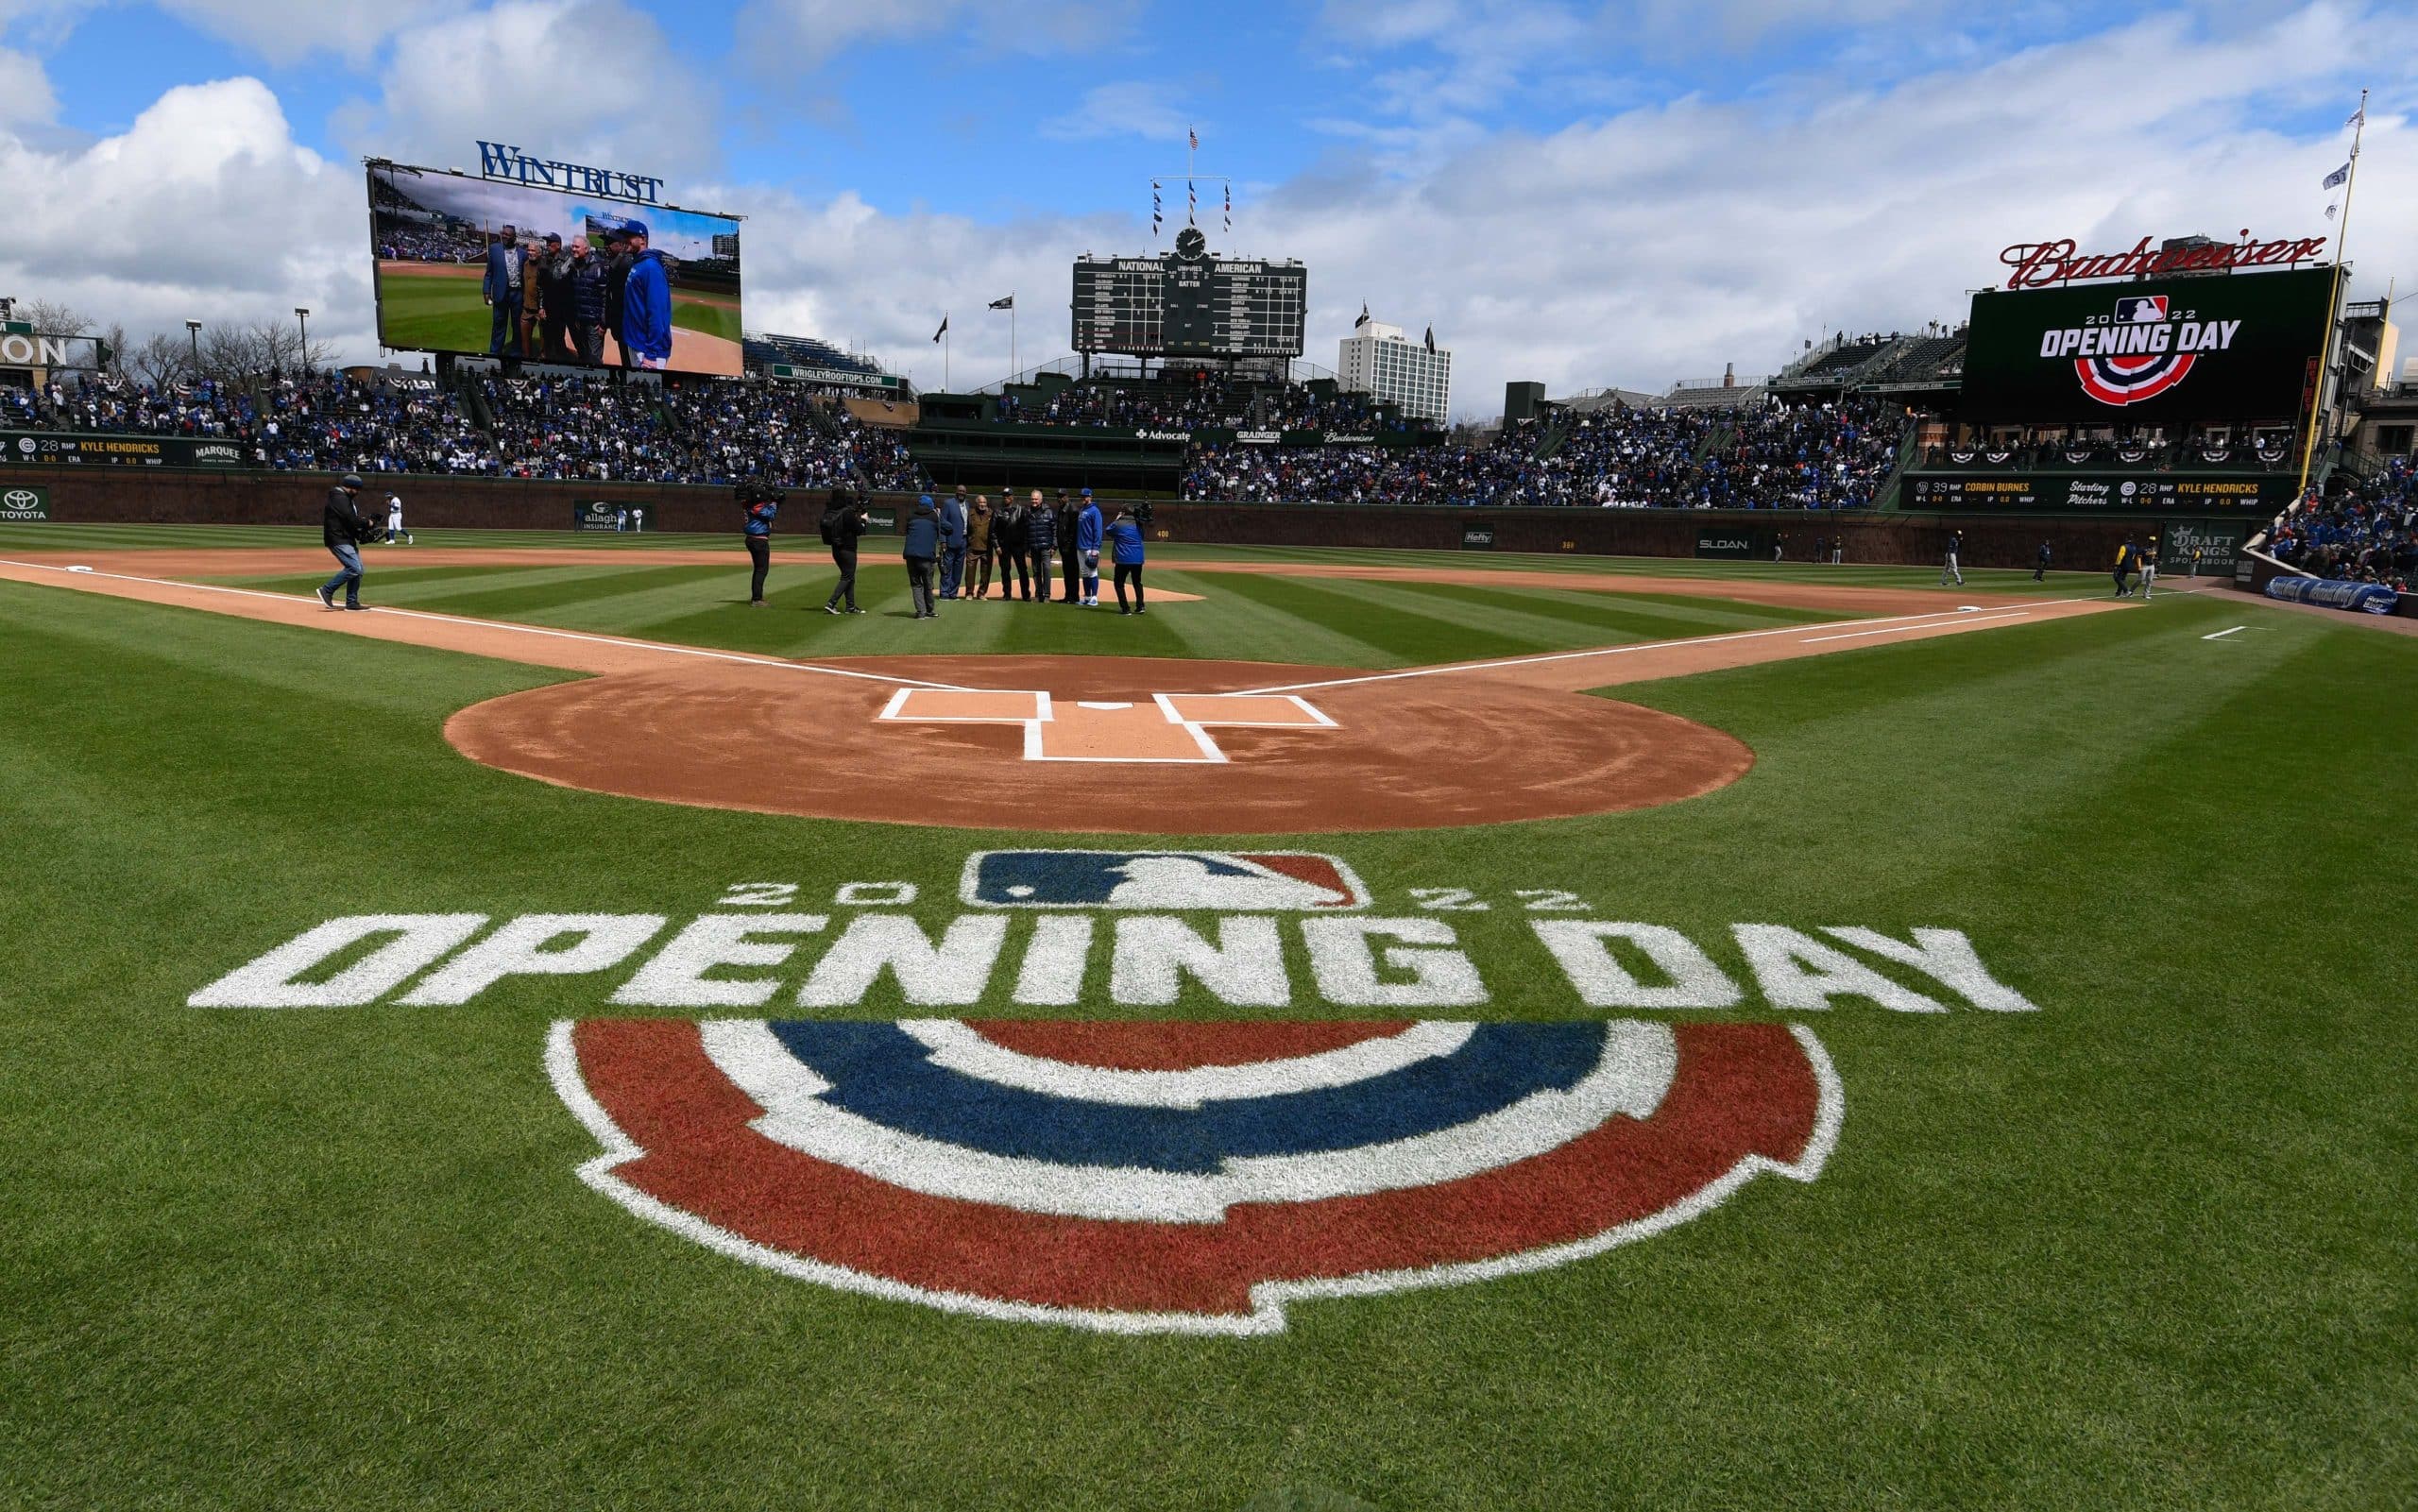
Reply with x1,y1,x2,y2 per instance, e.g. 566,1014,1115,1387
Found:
620,222,673,370
1105,504,1147,614
1074,487,1105,607
482,225,523,357
938,484,969,600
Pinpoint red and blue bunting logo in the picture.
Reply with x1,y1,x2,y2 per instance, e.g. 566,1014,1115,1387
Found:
2075,295,2198,406
551,1017,1840,1334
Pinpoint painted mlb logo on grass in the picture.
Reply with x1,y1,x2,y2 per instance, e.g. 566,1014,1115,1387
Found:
961,850,1369,911
549,1016,1841,1334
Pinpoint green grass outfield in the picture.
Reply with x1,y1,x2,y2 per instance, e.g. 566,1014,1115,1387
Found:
2,524,2411,1510
372,266,743,364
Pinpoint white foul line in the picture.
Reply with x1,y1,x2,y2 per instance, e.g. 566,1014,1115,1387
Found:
0,557,975,691
1796,607,2034,643
2203,625,2247,641
1229,595,2116,695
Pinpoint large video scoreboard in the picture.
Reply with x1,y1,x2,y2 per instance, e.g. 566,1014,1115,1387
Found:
1072,228,1307,358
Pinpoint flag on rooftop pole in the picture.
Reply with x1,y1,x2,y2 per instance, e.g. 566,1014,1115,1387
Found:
989,296,1013,310
1223,182,1231,233
1354,303,1370,329
2322,161,2349,190
2347,103,2365,127
2324,204,2339,220
1423,325,1436,353
1189,127,1199,152
932,314,947,342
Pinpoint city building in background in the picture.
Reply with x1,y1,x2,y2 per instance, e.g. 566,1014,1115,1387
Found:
1337,316,1451,423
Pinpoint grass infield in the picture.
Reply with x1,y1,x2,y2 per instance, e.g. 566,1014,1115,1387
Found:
0,525,2410,1509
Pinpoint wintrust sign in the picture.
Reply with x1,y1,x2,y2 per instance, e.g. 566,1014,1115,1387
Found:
475,142,663,205
1999,230,2327,289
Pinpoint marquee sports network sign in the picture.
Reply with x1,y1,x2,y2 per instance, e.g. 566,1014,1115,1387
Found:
1959,265,2332,424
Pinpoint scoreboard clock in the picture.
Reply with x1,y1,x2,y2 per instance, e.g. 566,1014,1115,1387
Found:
1071,238,1308,358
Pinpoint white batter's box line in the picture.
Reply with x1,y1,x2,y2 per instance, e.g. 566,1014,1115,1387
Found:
877,687,1337,764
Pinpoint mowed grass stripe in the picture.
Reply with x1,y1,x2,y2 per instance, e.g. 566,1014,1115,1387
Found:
1388,580,1848,645
1242,574,1654,665
1168,571,1457,670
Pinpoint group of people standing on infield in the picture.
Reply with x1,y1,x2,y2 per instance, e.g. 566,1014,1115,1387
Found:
746,483,1149,619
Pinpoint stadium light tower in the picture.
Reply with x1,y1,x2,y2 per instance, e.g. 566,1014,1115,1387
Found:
185,319,201,371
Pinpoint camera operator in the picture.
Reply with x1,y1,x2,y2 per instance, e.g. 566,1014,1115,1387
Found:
741,481,782,606
315,473,379,611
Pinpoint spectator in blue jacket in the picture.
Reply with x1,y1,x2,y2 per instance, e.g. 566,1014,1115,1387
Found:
482,226,523,357
902,494,942,619
938,484,969,599
620,223,673,370
1106,505,1147,614
1075,488,1105,607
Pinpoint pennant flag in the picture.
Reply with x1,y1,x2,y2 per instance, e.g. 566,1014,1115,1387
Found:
2324,203,2339,220
989,296,1014,311
1223,183,1232,233
2322,161,2350,190
1152,180,1163,236
1188,179,1197,226
2348,104,2366,127
932,314,948,343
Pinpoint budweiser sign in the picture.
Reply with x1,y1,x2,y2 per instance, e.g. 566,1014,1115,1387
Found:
1999,232,2328,290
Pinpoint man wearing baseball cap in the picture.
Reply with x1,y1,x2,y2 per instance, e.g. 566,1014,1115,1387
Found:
1074,487,1105,607
316,474,377,611
620,221,673,370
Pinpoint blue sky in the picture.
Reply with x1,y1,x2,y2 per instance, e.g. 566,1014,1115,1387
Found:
0,0,2406,412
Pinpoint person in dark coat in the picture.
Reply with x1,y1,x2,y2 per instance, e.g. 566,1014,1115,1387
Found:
568,239,608,365
1055,487,1083,603
603,227,633,366
823,491,869,614
902,494,942,619
1025,490,1056,604
316,473,376,610
481,227,523,357
994,490,1031,601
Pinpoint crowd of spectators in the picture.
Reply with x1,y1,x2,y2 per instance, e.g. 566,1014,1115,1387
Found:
1181,397,1905,509
2261,462,2417,587
481,373,929,490
6,371,498,473
994,372,1404,434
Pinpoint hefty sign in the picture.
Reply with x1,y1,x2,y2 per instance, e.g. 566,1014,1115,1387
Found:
550,1015,1839,1334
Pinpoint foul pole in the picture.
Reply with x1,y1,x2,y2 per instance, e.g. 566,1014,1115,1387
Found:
2294,88,2368,500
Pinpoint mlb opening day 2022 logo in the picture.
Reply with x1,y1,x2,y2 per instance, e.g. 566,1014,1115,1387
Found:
2041,294,2239,408
186,849,2048,1335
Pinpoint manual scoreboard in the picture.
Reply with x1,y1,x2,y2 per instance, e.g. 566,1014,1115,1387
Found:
1072,228,1307,358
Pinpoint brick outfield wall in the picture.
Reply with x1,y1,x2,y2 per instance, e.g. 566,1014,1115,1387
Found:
11,465,2223,571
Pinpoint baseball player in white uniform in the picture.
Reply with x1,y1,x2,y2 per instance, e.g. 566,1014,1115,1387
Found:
383,494,412,545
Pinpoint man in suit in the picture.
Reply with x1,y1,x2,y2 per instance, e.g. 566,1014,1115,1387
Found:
938,485,969,600
483,226,523,357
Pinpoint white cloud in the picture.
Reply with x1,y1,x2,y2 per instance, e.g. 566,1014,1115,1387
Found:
152,0,468,65
340,0,720,178
1039,83,1194,144
0,44,58,124
0,77,374,356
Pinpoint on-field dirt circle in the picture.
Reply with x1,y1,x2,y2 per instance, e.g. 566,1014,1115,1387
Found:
444,655,1758,833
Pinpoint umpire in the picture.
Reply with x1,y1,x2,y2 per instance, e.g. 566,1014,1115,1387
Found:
316,473,377,610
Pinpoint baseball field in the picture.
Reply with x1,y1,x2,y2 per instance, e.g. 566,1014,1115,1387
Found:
373,263,746,375
2,522,2410,1510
